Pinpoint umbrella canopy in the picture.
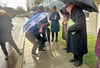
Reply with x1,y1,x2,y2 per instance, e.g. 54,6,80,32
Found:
23,12,48,32
0,9,7,13
48,1,65,11
30,6,40,11
30,6,45,14
3,7,17,18
61,0,98,12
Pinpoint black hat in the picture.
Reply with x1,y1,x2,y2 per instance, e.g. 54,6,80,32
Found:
52,6,57,9
38,6,45,12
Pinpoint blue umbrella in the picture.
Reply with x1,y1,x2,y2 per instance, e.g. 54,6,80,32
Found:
23,12,48,32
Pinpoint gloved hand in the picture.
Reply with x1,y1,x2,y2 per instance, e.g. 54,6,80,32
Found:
39,28,43,33
45,41,49,46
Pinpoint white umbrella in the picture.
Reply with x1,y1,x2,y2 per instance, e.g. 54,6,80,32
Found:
0,9,7,13
48,1,65,11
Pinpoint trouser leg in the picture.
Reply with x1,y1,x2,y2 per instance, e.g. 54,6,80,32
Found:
74,54,78,60
56,32,58,42
74,54,83,66
52,32,54,41
32,40,38,54
47,28,50,43
74,54,83,60
38,36,45,50
97,58,100,68
0,43,8,57
8,36,20,53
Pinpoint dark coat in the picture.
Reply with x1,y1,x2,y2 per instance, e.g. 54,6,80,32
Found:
49,12,60,32
67,7,88,55
0,15,12,43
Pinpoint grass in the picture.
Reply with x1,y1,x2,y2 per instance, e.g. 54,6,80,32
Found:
58,26,97,68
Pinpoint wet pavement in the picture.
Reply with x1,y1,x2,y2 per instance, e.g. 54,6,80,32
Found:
0,17,25,68
22,38,90,68
0,17,90,68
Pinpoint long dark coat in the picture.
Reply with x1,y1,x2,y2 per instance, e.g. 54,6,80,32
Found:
0,15,12,43
49,12,60,32
67,7,88,55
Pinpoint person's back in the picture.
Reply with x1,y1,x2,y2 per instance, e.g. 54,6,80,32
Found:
0,15,12,43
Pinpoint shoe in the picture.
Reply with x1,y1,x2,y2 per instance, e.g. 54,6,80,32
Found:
5,56,8,61
32,53,38,57
19,52,23,55
69,58,78,62
74,59,83,66
51,39,54,42
55,40,58,42
18,49,23,55
63,48,67,50
39,49,46,51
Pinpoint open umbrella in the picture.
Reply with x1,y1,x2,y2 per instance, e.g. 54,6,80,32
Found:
48,1,65,11
61,0,98,12
0,9,7,13
3,7,17,18
23,12,48,32
30,6,39,11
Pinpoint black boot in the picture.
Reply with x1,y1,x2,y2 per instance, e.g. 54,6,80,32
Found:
5,55,9,61
39,48,46,51
52,39,54,42
69,54,78,62
69,58,78,62
74,58,83,66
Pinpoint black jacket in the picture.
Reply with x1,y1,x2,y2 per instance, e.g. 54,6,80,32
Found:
0,15,12,43
67,6,88,55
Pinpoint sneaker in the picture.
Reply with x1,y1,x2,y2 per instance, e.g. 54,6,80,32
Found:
32,53,38,57
39,49,46,51
5,56,9,61
19,52,23,55
18,49,23,55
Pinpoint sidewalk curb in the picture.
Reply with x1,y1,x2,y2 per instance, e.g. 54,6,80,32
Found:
15,35,25,68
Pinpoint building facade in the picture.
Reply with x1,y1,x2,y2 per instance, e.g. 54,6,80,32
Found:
26,0,100,34
87,0,100,34
26,0,35,12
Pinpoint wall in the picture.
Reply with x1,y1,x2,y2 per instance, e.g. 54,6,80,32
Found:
97,4,100,32
86,3,98,34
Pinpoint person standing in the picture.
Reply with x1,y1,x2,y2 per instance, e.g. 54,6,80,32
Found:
62,2,88,66
95,28,100,68
49,6,60,42
25,6,49,56
0,10,22,60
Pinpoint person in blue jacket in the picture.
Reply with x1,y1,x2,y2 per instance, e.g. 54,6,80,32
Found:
25,6,50,56
49,6,60,42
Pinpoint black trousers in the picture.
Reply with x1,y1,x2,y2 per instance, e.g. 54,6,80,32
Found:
37,36,45,50
52,32,58,41
74,54,83,60
0,43,8,57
